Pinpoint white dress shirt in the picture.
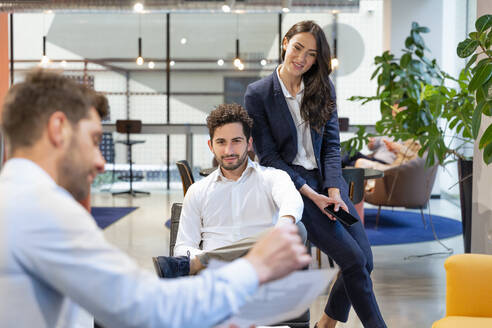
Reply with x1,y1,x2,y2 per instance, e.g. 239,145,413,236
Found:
0,158,258,328
174,159,304,258
276,66,318,170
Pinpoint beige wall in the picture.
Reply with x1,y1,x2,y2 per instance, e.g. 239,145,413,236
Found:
471,0,492,254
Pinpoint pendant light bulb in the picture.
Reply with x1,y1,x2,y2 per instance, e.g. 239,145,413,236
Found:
331,57,339,69
136,37,144,65
39,36,50,66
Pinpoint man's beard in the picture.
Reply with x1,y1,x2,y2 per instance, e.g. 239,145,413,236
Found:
217,148,249,171
58,137,91,201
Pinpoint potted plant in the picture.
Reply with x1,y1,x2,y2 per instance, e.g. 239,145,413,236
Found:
456,14,492,164
344,22,474,166
344,17,491,252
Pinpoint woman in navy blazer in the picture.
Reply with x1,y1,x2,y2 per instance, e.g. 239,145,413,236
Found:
245,21,386,328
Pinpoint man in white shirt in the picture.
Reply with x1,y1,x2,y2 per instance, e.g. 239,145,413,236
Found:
0,69,311,328
153,104,306,278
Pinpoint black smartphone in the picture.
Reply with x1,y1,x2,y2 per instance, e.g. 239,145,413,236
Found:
324,204,359,226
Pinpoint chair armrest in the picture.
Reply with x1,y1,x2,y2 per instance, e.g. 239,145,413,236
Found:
445,254,492,317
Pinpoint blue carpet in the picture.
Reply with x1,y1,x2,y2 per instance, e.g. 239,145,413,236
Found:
364,208,462,246
91,207,138,229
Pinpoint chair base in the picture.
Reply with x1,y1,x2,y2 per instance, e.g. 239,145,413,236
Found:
112,189,150,196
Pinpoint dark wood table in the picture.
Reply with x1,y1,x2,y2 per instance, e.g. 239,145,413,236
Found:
342,167,384,180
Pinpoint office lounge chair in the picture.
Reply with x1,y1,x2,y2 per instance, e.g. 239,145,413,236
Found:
159,202,310,328
432,254,492,327
364,156,438,228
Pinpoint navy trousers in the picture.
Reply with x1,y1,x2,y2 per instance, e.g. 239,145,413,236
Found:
292,166,386,328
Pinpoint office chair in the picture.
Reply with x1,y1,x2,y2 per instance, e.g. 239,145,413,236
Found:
112,120,149,196
176,160,195,196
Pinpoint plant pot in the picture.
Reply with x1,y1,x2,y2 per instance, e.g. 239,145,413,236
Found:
457,158,473,253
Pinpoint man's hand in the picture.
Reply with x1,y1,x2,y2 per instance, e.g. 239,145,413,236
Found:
245,225,311,285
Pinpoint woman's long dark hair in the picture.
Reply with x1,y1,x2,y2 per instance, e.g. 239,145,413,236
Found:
281,20,335,132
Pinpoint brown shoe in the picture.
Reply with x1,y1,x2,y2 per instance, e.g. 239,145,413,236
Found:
152,257,163,278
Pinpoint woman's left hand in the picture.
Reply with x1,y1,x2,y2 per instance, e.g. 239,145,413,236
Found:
327,188,349,213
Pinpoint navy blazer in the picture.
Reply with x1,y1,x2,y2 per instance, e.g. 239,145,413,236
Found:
244,71,343,192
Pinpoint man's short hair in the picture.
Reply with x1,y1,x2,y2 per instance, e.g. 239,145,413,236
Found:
1,69,106,152
87,91,110,120
206,104,253,140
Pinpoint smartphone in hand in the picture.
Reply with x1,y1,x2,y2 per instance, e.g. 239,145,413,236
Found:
324,204,359,226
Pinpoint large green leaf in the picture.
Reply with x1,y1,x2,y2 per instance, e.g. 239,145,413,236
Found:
469,64,492,92
476,14,492,34
479,124,492,149
400,53,411,68
370,65,382,80
405,37,413,49
412,31,425,48
457,39,479,58
465,54,478,71
483,142,492,165
472,101,484,139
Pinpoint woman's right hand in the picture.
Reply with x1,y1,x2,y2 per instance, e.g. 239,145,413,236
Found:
300,184,336,221
311,192,337,221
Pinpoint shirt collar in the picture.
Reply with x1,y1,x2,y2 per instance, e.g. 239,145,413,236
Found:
276,65,304,99
1,158,60,190
215,157,257,182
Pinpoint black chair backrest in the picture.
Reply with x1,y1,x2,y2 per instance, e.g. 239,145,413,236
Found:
169,203,183,256
342,168,365,204
176,160,195,196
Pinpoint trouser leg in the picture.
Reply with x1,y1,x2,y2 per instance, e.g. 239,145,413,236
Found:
302,192,385,327
290,166,385,327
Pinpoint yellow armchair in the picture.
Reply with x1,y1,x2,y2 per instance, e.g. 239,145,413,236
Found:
432,254,492,327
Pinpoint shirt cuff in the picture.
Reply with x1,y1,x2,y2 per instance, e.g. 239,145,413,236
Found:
277,214,299,225
216,258,259,303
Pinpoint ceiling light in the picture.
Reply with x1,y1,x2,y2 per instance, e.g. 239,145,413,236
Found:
60,60,67,68
217,59,224,66
133,2,144,12
39,56,50,67
148,61,155,69
39,36,50,67
260,59,267,66
180,38,187,45
281,0,291,13
222,0,235,13
237,63,244,70
170,60,175,66
136,37,144,65
331,57,339,69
